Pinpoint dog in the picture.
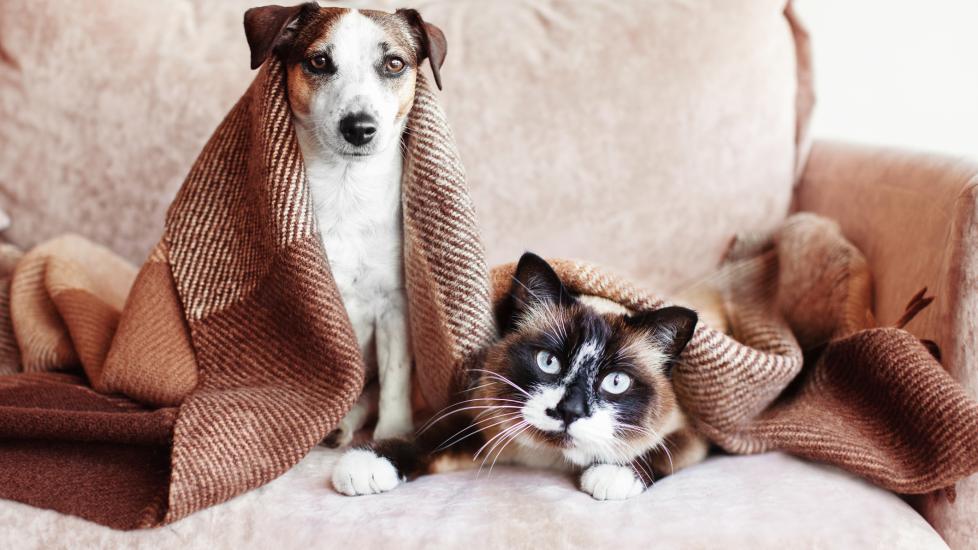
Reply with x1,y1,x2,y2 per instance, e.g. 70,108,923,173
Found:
244,3,447,445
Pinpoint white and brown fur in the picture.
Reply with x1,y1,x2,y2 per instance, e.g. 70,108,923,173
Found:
244,4,447,444
333,253,709,500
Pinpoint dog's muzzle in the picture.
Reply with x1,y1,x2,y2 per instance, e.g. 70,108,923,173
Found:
339,112,378,146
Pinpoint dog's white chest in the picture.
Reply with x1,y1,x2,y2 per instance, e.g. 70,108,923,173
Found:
304,150,407,367
310,162,403,292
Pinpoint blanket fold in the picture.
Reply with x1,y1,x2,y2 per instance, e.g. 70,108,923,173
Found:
1,63,977,530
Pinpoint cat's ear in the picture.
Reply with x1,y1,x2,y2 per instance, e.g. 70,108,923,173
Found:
626,306,698,360
501,253,574,332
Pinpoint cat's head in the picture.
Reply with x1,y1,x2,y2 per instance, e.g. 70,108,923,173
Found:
475,253,698,466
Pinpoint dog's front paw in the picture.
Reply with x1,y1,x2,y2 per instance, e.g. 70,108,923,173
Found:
331,449,402,496
580,464,645,501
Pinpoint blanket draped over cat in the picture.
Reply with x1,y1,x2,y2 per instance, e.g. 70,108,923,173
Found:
0,61,976,530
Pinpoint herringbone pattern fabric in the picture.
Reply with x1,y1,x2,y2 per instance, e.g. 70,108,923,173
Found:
403,76,494,410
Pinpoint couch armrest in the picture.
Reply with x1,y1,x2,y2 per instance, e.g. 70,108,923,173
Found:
794,139,978,548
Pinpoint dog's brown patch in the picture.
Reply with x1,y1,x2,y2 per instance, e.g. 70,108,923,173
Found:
279,7,349,65
278,8,346,117
396,74,417,119
361,10,421,120
286,65,313,117
360,10,422,67
276,8,423,121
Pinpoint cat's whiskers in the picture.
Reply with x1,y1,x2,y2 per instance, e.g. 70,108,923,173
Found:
466,379,508,395
537,302,568,349
462,396,526,407
618,422,675,475
472,425,516,464
630,445,657,486
576,426,653,490
434,411,523,452
418,396,523,433
593,434,624,465
655,440,676,475
418,406,499,435
418,403,523,435
486,423,532,477
607,439,652,489
474,420,528,472
471,369,532,398
610,437,655,488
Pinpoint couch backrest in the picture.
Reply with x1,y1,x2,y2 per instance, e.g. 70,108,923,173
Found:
427,0,811,290
0,0,811,290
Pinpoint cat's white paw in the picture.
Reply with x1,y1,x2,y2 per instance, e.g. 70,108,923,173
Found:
331,449,402,496
580,464,645,501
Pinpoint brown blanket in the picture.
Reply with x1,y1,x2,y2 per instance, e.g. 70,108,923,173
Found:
488,214,978,495
0,60,494,528
1,62,977,529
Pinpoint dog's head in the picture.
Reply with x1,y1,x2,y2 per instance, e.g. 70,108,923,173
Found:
244,4,446,159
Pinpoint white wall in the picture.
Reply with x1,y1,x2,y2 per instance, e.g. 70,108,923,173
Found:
794,0,978,160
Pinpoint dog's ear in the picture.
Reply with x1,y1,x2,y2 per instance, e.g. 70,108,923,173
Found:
244,3,315,70
396,9,447,90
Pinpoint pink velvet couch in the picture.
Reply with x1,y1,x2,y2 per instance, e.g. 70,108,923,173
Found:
0,0,975,548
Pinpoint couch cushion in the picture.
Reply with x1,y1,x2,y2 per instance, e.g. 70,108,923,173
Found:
0,0,810,290
0,449,947,549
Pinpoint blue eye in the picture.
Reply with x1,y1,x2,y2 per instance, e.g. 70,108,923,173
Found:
535,350,561,374
600,372,631,395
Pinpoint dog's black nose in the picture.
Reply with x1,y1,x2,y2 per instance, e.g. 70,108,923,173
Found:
339,112,377,146
549,385,589,427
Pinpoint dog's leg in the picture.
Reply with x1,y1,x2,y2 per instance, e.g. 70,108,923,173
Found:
324,310,377,448
323,389,372,448
373,293,413,440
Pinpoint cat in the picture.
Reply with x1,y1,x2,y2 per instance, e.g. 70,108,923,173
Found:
331,252,709,500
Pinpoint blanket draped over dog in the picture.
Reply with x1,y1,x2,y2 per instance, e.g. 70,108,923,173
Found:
1,65,977,530
0,60,494,529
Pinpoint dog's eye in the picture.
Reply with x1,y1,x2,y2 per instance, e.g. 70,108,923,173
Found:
535,350,561,375
384,56,406,74
307,54,335,74
600,372,631,395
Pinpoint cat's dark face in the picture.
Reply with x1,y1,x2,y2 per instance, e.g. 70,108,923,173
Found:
475,253,698,466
